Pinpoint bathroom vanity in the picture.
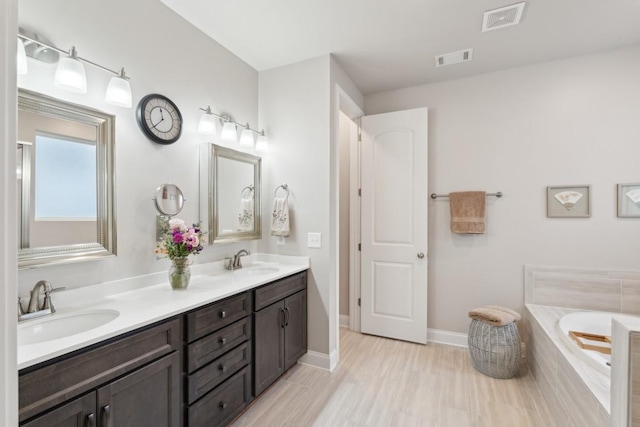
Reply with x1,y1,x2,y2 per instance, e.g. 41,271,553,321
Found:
17,256,308,427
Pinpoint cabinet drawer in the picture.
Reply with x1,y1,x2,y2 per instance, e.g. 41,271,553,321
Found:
187,341,251,404
186,292,252,342
187,317,251,373
19,318,181,422
188,365,251,427
254,271,307,311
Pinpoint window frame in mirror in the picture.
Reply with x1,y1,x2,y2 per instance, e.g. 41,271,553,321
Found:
201,144,261,244
17,89,117,269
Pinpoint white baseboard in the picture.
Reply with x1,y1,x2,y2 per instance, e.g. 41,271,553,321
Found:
339,314,349,328
299,350,331,371
427,328,468,348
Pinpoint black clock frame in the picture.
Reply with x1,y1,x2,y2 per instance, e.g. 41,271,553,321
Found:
136,93,183,145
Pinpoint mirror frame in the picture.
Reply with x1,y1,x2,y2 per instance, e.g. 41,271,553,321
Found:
203,144,261,244
18,89,117,269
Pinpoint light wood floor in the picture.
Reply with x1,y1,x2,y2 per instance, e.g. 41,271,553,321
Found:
232,328,555,427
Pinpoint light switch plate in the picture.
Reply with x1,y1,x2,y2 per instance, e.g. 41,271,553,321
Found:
307,232,322,248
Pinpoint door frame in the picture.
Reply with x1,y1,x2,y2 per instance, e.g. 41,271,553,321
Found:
335,85,363,336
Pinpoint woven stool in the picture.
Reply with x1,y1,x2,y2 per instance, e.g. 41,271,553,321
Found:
468,319,521,379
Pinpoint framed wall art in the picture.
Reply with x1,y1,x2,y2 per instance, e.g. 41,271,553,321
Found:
547,185,591,218
617,183,640,218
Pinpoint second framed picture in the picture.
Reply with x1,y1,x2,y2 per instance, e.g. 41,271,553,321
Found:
547,185,591,218
617,183,640,218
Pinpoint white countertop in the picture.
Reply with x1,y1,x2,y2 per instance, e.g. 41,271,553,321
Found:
18,253,309,370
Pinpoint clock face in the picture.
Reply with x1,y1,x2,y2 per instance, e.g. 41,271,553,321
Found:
136,94,183,144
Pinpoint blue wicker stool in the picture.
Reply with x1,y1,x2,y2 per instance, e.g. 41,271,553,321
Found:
468,319,521,379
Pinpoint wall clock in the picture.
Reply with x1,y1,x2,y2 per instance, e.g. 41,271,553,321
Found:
136,94,183,144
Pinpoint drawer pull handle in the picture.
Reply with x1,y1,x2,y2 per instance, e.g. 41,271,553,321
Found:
219,401,228,410
219,364,227,372
86,413,96,427
280,308,286,328
285,307,290,326
101,404,111,424
220,310,227,319
219,337,227,345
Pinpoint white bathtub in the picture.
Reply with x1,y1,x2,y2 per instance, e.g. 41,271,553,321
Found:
557,311,640,376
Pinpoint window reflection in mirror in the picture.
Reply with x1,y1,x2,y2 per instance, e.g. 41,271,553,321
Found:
17,89,116,269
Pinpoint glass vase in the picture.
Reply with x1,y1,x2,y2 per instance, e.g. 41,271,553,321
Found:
168,257,191,290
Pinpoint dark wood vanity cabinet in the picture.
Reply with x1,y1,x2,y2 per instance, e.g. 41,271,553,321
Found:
184,292,253,427
19,318,182,427
253,272,307,396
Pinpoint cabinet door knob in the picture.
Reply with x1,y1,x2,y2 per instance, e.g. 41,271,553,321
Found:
219,337,227,345
219,364,227,372
284,307,290,326
219,401,228,410
86,413,96,427
280,308,286,328
220,310,227,319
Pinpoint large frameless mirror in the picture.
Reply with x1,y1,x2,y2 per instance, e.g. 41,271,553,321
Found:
199,144,261,244
17,89,117,269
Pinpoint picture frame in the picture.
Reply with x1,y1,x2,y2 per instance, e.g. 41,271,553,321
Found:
617,183,640,218
547,185,591,218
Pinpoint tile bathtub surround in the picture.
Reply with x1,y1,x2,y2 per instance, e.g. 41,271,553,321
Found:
525,265,640,313
610,317,640,426
524,305,611,426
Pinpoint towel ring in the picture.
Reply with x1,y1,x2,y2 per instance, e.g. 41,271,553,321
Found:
274,183,289,199
241,185,254,199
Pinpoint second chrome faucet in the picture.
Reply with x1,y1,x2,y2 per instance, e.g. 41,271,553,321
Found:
226,249,250,270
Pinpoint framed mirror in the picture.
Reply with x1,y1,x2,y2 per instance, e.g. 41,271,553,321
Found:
200,144,261,244
17,89,117,269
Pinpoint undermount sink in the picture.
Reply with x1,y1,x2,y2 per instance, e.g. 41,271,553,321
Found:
18,309,120,346
233,267,280,277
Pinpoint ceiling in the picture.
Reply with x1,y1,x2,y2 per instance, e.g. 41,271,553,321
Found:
160,0,640,95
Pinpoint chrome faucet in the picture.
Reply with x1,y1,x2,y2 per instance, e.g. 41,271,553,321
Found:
19,280,64,321
227,249,250,270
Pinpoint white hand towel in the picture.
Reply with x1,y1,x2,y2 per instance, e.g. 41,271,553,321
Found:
238,197,254,231
271,197,290,237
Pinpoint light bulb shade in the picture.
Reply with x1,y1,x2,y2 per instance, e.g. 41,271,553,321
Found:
240,128,254,147
54,56,87,93
105,75,132,108
255,133,269,152
17,38,28,75
221,122,237,141
198,113,217,135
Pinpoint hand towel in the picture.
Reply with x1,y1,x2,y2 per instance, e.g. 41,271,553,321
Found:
484,305,521,322
271,197,290,237
449,191,486,234
468,307,515,327
237,197,254,231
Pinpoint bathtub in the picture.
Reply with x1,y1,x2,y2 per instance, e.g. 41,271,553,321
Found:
557,311,640,376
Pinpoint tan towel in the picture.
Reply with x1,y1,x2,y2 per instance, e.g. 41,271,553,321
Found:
485,305,521,322
468,307,515,326
449,191,486,234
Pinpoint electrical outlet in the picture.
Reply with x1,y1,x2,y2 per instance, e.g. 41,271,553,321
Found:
307,232,322,248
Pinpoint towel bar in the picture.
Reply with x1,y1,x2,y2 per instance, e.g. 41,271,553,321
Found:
274,183,289,199
430,191,503,200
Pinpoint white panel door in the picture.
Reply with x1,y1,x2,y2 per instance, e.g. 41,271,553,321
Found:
360,108,428,344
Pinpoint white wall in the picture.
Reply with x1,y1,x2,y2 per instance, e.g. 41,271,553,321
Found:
1,1,19,424
17,0,260,295
365,45,640,333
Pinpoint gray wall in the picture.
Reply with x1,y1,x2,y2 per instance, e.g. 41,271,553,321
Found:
365,45,640,333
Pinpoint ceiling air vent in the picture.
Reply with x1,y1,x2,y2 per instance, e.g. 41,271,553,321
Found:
482,2,526,32
435,48,473,68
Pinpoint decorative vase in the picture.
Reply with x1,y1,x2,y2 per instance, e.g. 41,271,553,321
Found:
168,257,191,290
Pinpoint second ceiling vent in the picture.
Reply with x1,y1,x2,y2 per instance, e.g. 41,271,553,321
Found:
482,2,526,32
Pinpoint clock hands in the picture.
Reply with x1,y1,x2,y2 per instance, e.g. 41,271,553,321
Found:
150,108,165,130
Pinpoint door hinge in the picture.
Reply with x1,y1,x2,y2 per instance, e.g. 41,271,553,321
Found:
358,298,361,307
358,188,361,196
358,243,361,251
358,132,362,142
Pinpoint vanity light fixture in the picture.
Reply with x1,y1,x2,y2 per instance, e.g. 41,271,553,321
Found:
17,38,28,75
198,106,218,136
255,130,269,152
239,123,255,147
54,46,87,93
18,32,133,107
198,105,269,149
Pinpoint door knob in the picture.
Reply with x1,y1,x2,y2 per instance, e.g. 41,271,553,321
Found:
417,252,425,259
